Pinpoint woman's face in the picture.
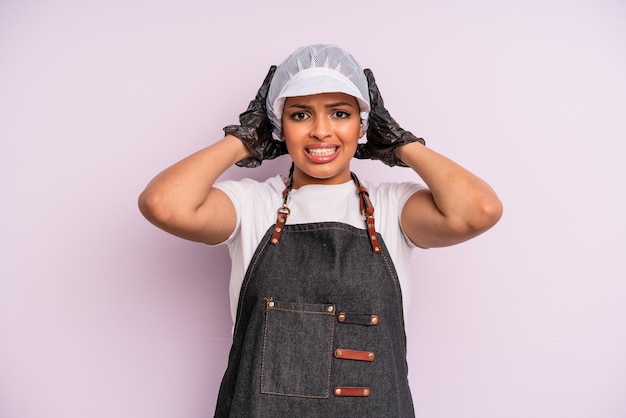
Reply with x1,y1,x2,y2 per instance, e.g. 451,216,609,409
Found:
281,92,364,188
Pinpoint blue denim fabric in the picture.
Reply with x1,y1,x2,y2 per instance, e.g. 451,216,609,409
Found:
215,222,415,417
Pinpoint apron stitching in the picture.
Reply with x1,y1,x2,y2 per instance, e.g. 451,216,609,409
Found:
260,301,269,393
326,310,336,399
260,391,329,399
234,237,271,337
284,226,368,235
259,304,335,399
381,250,406,337
382,252,406,353
268,308,336,315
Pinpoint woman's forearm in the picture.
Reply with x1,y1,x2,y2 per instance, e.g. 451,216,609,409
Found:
138,135,250,242
396,141,503,243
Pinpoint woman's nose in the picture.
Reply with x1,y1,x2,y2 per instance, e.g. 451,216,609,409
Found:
309,117,331,140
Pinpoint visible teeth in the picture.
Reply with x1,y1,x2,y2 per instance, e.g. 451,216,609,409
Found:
308,147,336,156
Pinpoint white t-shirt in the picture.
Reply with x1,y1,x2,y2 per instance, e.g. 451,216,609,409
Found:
215,175,424,324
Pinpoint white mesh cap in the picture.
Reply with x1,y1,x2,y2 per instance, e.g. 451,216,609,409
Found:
267,44,370,140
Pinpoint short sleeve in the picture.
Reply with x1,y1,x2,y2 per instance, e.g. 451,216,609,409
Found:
213,180,244,245
372,181,425,248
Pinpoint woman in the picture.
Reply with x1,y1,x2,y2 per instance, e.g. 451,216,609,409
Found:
139,44,502,417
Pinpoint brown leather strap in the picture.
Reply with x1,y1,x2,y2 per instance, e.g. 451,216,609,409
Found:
334,348,375,362
269,207,289,245
270,184,291,246
351,172,382,254
271,172,381,254
334,387,371,397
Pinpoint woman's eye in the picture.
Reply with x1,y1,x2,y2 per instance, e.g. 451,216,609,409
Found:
290,112,308,121
333,111,351,119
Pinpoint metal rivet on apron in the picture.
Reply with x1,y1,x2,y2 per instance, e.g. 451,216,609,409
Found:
275,227,282,232
370,235,376,241
271,238,278,244
363,388,370,396
371,316,379,325
335,350,343,357
327,305,334,313
278,216,285,223
334,388,342,396
368,353,375,360
267,301,275,308
374,246,380,252
338,313,346,322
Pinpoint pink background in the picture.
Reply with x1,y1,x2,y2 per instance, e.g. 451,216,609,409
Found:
2,1,625,417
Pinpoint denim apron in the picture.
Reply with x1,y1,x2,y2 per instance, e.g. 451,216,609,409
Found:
215,173,415,417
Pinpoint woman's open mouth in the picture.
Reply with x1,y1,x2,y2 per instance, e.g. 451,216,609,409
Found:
307,147,337,157
305,146,339,163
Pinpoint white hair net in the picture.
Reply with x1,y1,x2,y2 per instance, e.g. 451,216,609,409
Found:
266,44,370,141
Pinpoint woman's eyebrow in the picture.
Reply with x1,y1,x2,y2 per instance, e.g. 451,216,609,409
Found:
325,101,356,108
284,103,312,110
285,101,356,109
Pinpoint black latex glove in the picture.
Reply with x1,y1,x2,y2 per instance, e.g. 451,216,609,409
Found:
224,65,287,168
354,68,425,167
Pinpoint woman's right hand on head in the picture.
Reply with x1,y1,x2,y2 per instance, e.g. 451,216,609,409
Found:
223,65,288,167
354,68,425,167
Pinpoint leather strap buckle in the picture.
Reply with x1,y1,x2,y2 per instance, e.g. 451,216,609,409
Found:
352,173,381,254
270,182,292,245
270,207,289,245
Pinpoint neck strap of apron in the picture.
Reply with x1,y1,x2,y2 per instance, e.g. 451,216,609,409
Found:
269,171,382,254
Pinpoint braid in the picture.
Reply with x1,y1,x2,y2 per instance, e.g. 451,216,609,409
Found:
287,162,295,186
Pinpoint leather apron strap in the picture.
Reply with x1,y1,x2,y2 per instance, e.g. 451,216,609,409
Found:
270,172,382,254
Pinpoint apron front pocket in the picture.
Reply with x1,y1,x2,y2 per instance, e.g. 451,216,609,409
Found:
260,298,335,398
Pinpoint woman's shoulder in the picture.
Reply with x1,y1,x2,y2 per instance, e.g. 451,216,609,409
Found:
364,179,426,202
215,174,287,196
